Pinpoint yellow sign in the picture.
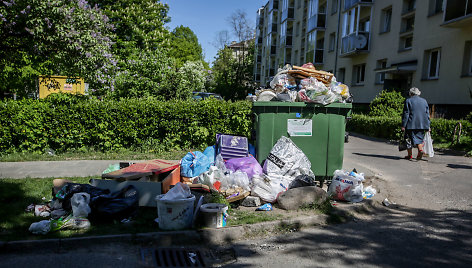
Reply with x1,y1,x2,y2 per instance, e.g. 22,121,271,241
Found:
38,76,85,99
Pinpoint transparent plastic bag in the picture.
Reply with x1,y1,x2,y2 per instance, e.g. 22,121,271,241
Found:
71,192,91,218
161,182,192,201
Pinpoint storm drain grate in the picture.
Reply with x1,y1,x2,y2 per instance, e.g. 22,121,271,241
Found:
140,247,206,267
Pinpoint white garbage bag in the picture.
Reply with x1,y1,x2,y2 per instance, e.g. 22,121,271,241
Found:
251,174,293,203
328,170,364,203
263,136,312,178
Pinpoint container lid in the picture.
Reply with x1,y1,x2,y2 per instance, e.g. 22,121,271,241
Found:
252,101,352,108
200,203,228,212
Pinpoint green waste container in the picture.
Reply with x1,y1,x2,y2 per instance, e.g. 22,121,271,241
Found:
253,101,352,181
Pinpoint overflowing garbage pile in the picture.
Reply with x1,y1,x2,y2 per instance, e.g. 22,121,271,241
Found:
27,133,377,234
251,63,352,105
180,134,320,213
28,180,138,234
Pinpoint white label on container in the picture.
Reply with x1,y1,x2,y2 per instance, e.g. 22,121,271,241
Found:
287,119,312,137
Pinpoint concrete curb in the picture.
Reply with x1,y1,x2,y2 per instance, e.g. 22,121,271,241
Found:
0,214,330,253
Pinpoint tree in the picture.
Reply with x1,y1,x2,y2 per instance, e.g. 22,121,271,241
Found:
112,49,177,99
211,10,256,100
89,0,171,57
0,0,117,97
87,0,180,99
176,61,207,99
212,30,231,50
170,26,205,68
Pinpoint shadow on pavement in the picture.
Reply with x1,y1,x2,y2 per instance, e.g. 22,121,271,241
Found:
447,164,472,169
353,152,404,160
226,204,472,267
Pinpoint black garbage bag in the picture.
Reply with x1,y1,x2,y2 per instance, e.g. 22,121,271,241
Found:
57,183,110,211
89,185,139,222
288,175,317,189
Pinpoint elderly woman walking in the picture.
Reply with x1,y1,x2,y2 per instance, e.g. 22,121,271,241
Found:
401,87,431,160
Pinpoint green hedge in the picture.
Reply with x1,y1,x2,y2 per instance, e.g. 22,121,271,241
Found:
2,96,470,155
0,95,252,154
347,114,472,143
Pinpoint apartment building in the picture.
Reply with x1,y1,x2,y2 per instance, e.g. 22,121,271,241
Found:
254,0,472,116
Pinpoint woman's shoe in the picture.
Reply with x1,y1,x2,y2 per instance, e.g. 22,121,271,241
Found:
404,155,413,160
416,150,424,160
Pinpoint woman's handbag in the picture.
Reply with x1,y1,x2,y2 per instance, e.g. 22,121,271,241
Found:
398,130,408,151
398,139,407,151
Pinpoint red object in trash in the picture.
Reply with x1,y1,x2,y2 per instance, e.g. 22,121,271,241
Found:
213,181,221,191
102,159,180,181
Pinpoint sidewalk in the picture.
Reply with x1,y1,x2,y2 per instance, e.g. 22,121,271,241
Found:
1,133,470,252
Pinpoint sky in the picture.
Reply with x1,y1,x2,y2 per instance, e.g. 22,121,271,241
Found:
164,0,267,64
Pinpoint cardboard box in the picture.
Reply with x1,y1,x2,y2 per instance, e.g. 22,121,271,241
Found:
94,163,182,207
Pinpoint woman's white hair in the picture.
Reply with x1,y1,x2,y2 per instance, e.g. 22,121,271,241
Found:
409,87,421,96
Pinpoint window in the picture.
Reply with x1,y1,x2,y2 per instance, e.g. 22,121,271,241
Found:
282,0,289,11
338,68,345,83
401,16,415,33
428,0,443,15
331,0,338,15
296,22,300,36
359,18,370,32
462,41,472,76
400,35,413,50
380,7,392,33
376,59,387,84
329,32,336,52
280,21,287,44
353,64,366,85
315,38,324,64
403,0,416,13
469,46,472,76
425,48,441,79
297,0,302,9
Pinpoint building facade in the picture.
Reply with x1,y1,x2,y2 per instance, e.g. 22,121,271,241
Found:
254,0,472,115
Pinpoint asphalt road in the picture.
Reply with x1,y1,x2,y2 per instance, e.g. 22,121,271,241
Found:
1,134,471,267
228,134,472,267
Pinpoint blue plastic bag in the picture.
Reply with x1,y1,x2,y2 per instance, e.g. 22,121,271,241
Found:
181,151,211,178
256,203,273,211
203,145,216,164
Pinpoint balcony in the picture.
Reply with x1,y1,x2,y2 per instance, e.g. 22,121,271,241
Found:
340,32,370,56
269,0,279,11
344,0,373,11
307,14,326,32
257,17,264,27
281,7,295,22
281,35,293,47
314,49,324,64
442,0,472,27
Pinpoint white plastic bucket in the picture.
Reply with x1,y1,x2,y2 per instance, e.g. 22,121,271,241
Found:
155,194,195,230
200,203,228,228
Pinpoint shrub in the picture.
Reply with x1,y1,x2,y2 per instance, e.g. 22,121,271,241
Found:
369,90,405,117
347,114,472,144
0,94,252,154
